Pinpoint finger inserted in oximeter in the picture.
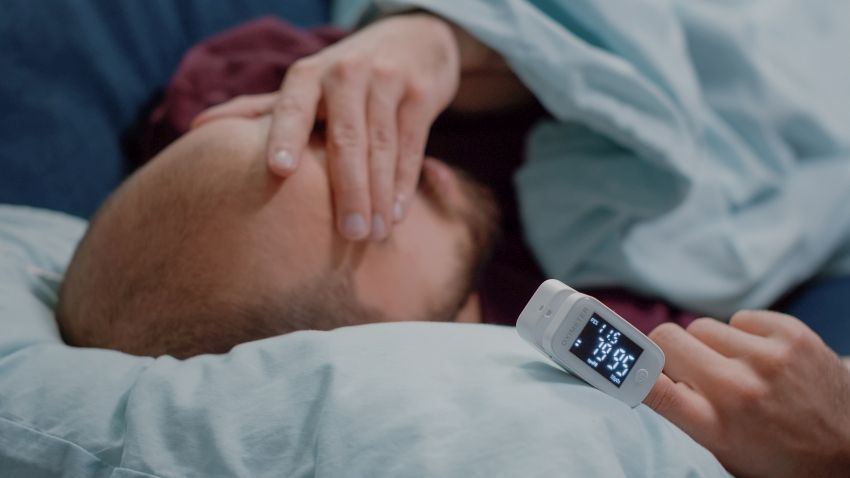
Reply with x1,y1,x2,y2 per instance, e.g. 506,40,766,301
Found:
516,279,664,407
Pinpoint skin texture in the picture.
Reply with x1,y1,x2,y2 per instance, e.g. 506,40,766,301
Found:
193,12,530,242
58,116,498,356
644,310,850,477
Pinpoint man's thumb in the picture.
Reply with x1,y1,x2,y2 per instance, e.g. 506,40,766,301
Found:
643,373,715,448
643,373,681,414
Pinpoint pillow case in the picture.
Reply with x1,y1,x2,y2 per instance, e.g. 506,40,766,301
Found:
0,205,729,477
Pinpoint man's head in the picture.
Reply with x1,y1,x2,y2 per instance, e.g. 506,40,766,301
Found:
57,117,498,358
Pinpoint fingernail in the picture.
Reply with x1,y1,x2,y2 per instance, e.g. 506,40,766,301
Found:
392,195,405,222
271,149,295,171
342,213,369,240
371,214,387,241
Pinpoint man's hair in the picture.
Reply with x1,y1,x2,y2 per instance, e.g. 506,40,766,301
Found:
56,121,497,359
55,130,386,358
58,208,382,359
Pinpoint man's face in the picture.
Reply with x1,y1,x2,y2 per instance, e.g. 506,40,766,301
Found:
59,114,500,356
201,117,496,324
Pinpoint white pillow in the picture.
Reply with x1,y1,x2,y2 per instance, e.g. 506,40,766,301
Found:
0,205,730,477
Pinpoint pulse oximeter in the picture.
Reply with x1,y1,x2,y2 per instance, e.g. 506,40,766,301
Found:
517,279,664,407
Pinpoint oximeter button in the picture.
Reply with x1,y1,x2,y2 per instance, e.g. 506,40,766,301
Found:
636,369,649,383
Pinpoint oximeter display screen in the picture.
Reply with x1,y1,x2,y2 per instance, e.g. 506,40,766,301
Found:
569,314,643,387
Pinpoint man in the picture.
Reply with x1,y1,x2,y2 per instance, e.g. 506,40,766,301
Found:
57,110,850,477
57,116,499,358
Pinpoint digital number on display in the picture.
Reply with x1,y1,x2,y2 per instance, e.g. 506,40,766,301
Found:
568,314,644,387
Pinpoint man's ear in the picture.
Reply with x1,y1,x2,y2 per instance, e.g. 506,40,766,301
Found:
454,292,481,324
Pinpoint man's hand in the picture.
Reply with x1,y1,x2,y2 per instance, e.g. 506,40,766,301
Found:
644,310,850,477
193,13,461,241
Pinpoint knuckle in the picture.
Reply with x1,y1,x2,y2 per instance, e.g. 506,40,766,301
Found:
786,323,820,352
753,334,807,378
647,384,680,415
728,310,754,327
396,146,423,170
288,58,322,78
371,62,399,82
785,328,808,349
370,126,395,153
758,348,790,378
329,122,363,152
274,95,308,117
783,327,817,355
649,322,681,344
396,175,419,195
335,181,369,200
405,78,429,102
685,317,715,336
230,94,251,105
332,57,366,81
398,130,424,158
730,376,768,406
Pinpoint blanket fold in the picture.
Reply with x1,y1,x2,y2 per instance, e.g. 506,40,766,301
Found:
337,0,850,316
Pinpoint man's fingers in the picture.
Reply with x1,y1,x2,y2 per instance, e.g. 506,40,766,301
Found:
267,60,323,177
686,317,771,358
191,93,277,129
324,60,372,241
366,75,404,240
649,323,731,391
729,309,800,339
644,373,716,443
393,89,432,222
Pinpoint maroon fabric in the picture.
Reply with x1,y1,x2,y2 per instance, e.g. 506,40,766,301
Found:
139,17,697,334
140,17,346,161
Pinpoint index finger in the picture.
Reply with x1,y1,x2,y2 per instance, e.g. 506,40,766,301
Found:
267,60,323,176
649,323,733,390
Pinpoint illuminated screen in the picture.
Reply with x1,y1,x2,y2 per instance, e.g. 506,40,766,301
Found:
568,314,643,387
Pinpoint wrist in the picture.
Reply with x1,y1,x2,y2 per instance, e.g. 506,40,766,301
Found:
397,11,491,72
444,20,503,73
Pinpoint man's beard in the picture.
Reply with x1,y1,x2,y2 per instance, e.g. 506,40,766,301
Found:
420,163,501,313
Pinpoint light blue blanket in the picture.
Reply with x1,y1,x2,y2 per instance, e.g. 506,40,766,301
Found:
336,0,850,316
